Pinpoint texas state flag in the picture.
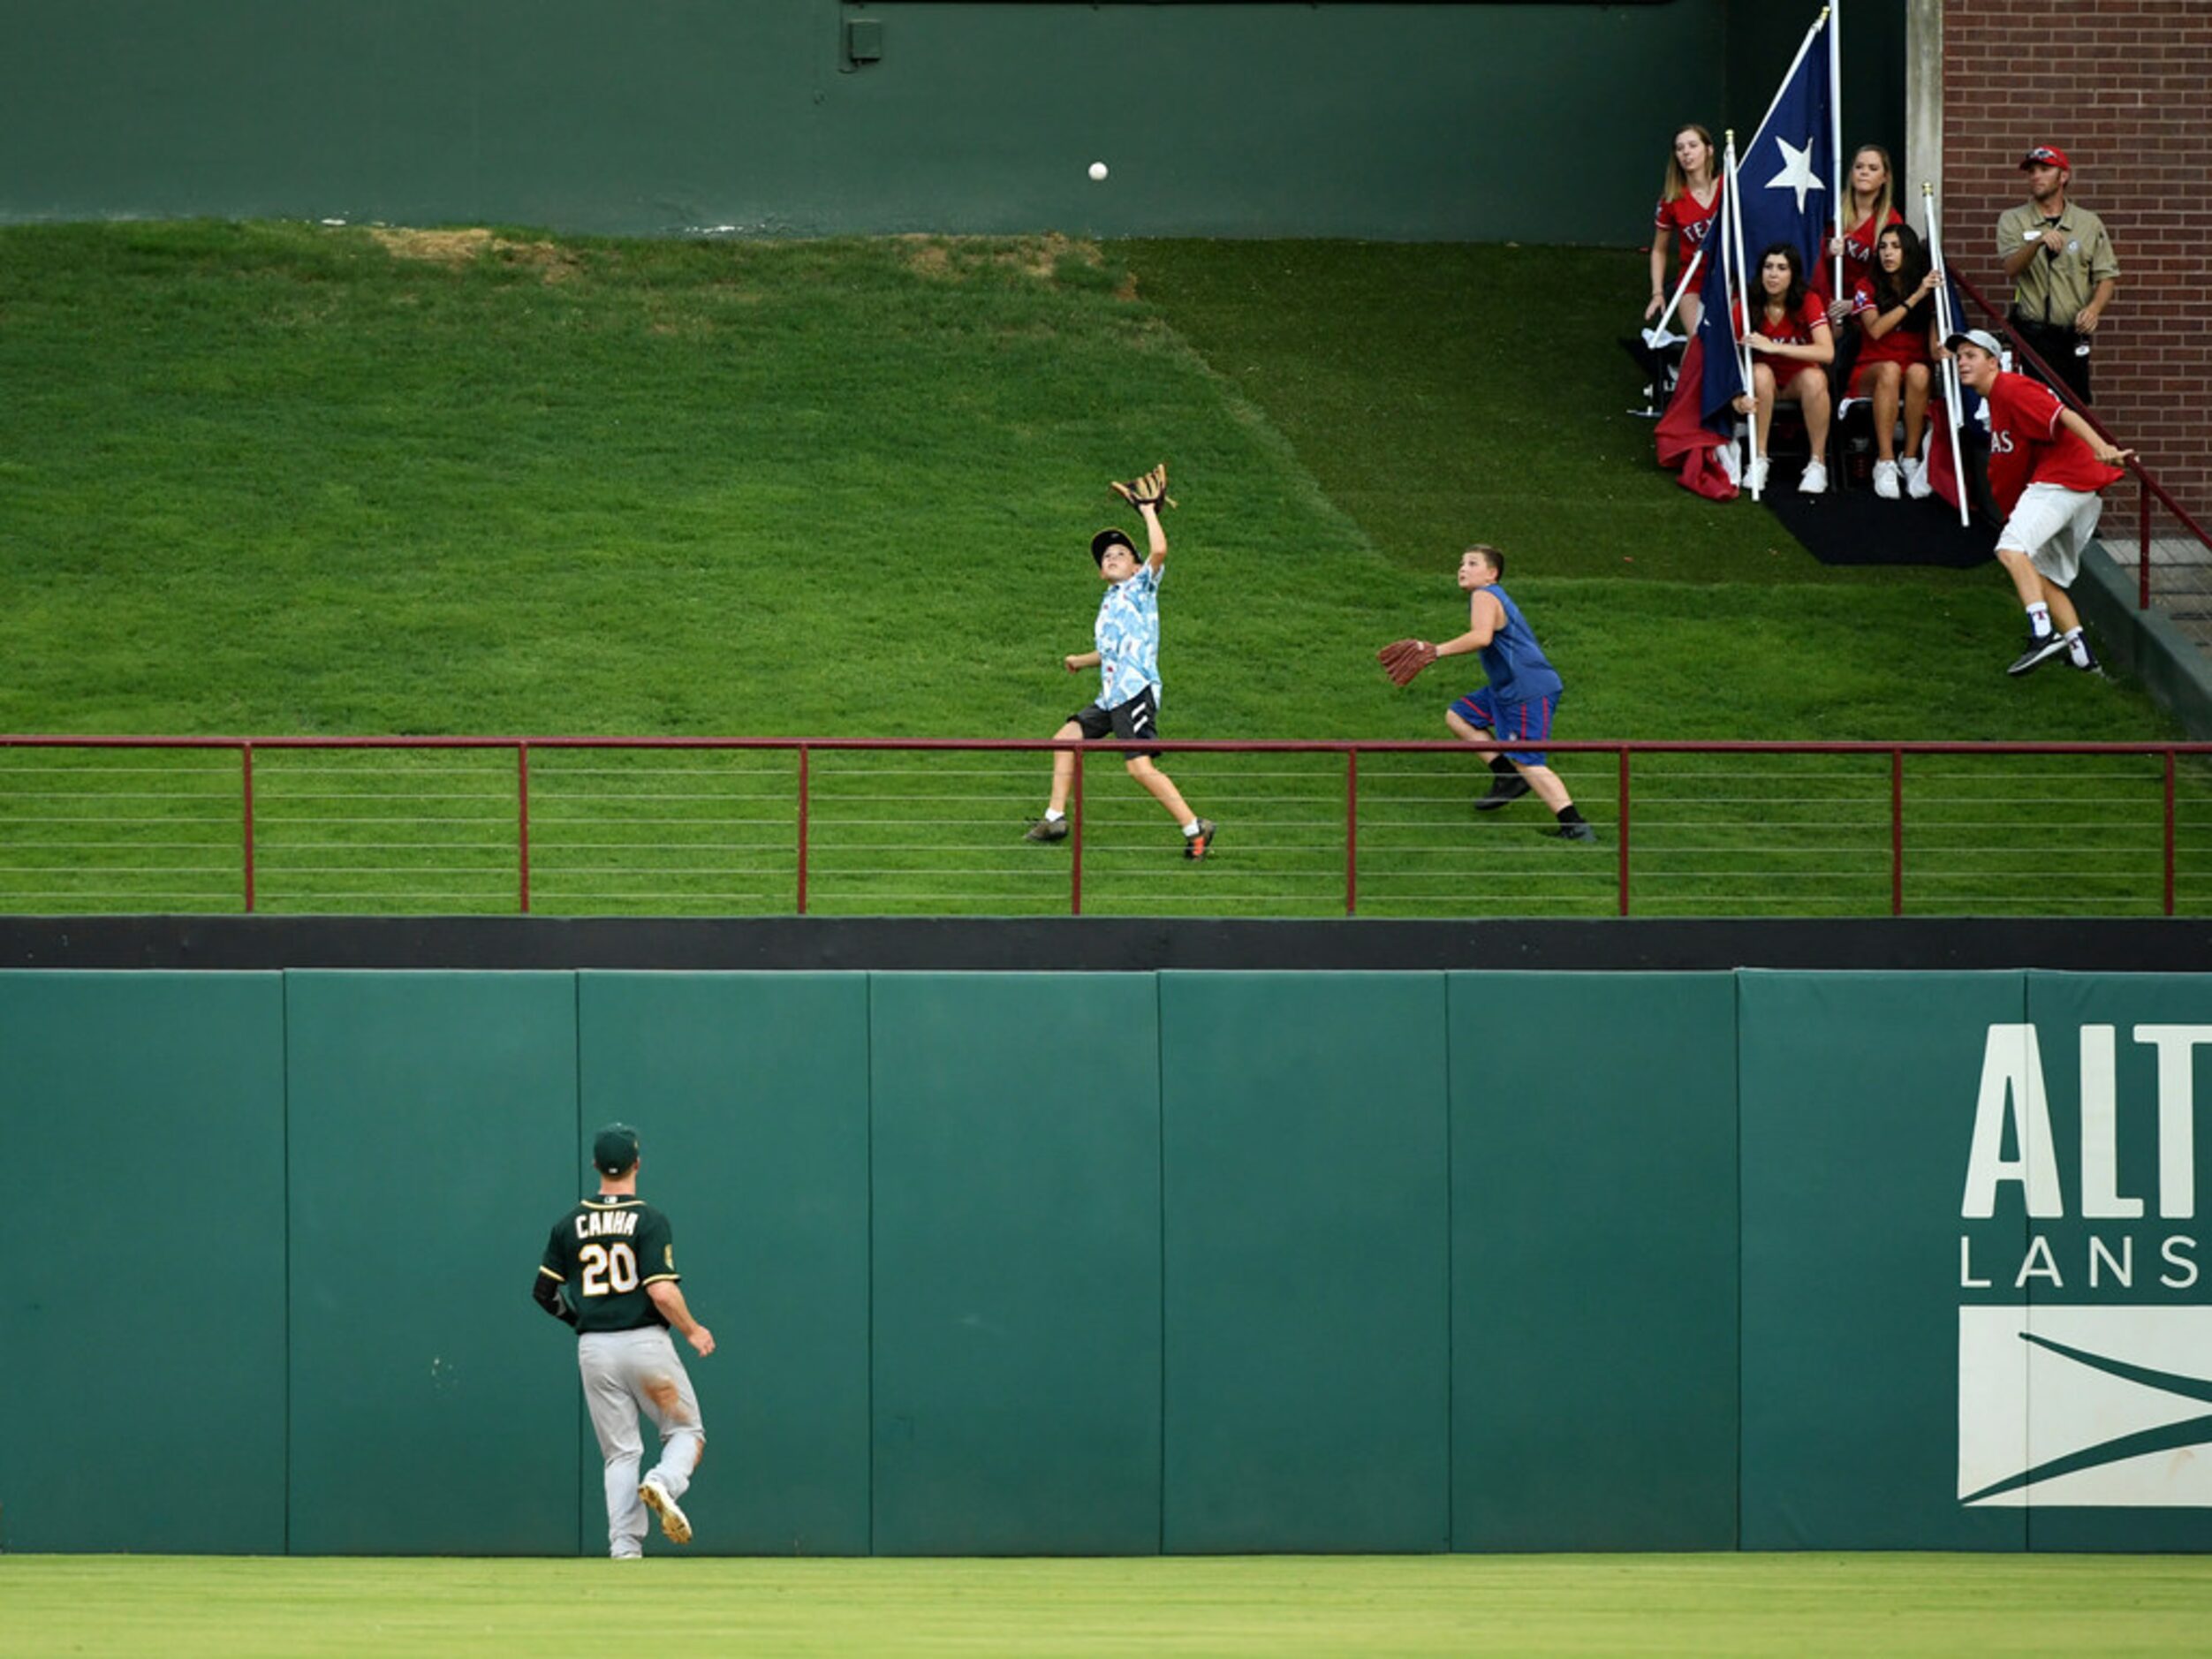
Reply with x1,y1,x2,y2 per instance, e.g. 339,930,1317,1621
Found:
1657,8,1836,484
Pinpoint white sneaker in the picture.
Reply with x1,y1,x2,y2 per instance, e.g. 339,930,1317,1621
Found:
1799,459,1829,494
1716,441,1741,486
1873,460,1900,499
640,1474,693,1545
1746,455,1769,494
1903,457,1932,499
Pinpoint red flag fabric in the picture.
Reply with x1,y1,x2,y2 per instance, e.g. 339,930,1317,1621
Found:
1655,336,1739,501
1925,397,1966,512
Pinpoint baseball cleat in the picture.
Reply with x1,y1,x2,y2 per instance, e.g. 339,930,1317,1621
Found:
1473,775,1532,812
1184,818,1216,860
1544,822,1600,842
640,1474,692,1545
1023,816,1070,843
2007,633,2070,677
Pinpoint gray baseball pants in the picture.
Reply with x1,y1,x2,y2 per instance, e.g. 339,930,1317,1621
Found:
577,1326,705,1557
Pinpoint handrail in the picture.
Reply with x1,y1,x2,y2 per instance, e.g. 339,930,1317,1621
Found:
1950,269,2212,609
1,735,2205,920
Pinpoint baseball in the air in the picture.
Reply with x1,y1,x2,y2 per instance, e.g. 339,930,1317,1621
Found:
1088,162,1109,182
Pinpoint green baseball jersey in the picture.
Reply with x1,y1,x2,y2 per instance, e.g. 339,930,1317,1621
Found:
538,1196,681,1334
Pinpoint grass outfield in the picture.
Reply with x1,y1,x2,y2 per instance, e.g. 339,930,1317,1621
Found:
4,1555,2211,1657
0,223,2203,915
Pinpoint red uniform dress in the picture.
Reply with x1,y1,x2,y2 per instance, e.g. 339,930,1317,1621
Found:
1981,371,2123,515
1654,184,1724,277
1734,294,1831,377
1811,207,1904,303
1845,278,1933,397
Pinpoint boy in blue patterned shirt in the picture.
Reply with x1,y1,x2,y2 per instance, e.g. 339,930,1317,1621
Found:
1026,472,1216,859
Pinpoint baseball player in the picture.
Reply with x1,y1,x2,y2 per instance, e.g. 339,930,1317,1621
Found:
1944,328,2132,676
1377,544,1596,841
1024,461,1216,860
534,1123,715,1558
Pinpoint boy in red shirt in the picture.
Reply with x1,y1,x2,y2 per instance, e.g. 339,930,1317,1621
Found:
1946,330,2133,675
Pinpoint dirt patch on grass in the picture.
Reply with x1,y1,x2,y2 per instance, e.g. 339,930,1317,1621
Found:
371,228,494,264
370,227,582,284
899,233,1104,284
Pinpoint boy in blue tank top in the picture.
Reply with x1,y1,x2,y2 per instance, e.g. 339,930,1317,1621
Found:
1377,544,1596,840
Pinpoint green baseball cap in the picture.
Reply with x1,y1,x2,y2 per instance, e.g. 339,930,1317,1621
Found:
592,1123,640,1175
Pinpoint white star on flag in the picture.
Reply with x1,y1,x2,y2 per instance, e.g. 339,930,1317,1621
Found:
1766,137,1826,212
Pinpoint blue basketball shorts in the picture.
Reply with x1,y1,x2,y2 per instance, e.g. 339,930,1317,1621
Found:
1450,686,1559,766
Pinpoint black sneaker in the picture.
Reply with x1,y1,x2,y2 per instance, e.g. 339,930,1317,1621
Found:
1183,819,1216,860
1023,817,1070,843
1543,822,1599,843
1473,775,1533,812
2007,633,2070,677
2071,642,2103,674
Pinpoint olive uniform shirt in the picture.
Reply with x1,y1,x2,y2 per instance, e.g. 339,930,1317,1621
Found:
1996,199,2119,328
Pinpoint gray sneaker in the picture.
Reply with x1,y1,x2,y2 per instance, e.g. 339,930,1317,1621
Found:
1544,821,1599,842
1023,816,1070,843
2008,633,2070,677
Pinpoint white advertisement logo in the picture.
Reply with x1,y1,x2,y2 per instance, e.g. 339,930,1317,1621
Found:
1959,1306,2212,1506
1957,1023,2212,1508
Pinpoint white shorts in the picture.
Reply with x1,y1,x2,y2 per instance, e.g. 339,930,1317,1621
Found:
1998,482,2104,587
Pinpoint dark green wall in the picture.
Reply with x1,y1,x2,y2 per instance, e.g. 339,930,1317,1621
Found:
4,966,2205,1556
1450,971,1739,1549
0,1,1735,243
1162,972,1451,1551
0,972,288,1554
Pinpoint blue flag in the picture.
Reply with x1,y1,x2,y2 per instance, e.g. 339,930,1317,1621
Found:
1696,11,1837,432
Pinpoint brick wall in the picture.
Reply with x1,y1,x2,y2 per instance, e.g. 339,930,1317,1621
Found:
1943,0,2211,526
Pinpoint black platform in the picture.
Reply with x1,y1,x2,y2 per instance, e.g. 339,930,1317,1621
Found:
1761,473,1996,569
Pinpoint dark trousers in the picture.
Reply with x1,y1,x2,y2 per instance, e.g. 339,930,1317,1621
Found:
2009,313,2093,404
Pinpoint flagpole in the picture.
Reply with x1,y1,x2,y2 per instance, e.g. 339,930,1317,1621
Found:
1648,246,1704,341
1924,181,1973,528
1725,130,1760,498
1829,0,1845,299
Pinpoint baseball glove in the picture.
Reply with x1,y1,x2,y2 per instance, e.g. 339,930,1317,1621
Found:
1376,639,1438,687
1110,463,1177,511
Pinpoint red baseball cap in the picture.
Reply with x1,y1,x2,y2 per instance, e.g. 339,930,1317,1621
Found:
2019,144,2072,171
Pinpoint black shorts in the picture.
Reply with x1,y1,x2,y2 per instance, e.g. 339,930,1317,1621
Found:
1069,687,1161,756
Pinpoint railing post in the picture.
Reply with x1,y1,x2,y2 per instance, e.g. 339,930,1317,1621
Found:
242,743,256,915
2165,748,2177,917
796,744,810,915
2140,475,2152,610
1070,746,1084,918
1891,747,1905,917
1616,746,1631,917
515,742,532,913
1345,747,1359,917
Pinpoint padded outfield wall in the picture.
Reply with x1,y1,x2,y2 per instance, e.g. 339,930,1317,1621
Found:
4,965,2208,1556
0,0,1906,245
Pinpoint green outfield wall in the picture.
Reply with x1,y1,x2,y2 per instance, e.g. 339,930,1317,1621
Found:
4,966,2207,1556
0,1,1898,244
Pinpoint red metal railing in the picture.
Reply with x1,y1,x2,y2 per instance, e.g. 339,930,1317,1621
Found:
1951,270,2212,611
2,734,2208,919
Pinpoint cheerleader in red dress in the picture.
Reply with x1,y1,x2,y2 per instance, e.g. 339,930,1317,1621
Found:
1648,125,1722,333
1731,243,1836,494
1815,146,1904,324
1847,223,1943,499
